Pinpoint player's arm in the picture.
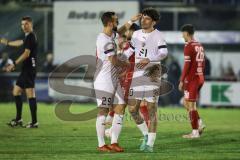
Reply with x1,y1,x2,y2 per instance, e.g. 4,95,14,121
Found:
103,41,129,67
179,47,192,91
0,38,23,47
136,50,168,69
148,42,168,62
137,39,168,69
117,14,142,36
122,44,134,60
108,55,129,67
15,49,31,65
6,49,30,72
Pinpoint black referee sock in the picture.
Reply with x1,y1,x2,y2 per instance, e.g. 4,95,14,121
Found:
14,96,23,121
28,98,37,124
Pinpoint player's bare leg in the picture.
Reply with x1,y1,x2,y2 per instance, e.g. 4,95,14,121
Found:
7,85,23,127
183,100,201,138
144,101,157,152
140,100,150,127
105,107,114,125
96,107,112,152
128,99,148,151
109,104,126,152
183,99,205,137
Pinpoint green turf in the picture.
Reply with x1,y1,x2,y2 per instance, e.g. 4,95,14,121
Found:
0,103,239,160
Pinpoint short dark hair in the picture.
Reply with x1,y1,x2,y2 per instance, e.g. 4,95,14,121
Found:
129,23,140,32
181,24,195,35
101,11,115,27
142,8,160,21
21,16,33,23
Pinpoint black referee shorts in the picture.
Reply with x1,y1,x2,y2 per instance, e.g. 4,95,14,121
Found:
16,70,36,89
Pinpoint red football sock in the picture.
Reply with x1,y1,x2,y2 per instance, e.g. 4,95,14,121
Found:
140,105,149,126
109,111,115,117
189,110,199,129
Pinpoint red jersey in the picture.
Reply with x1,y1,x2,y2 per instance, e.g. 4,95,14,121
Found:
180,40,205,83
119,42,135,99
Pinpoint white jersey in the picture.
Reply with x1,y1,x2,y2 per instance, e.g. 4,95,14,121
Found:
94,33,119,83
94,32,125,107
126,29,168,103
126,29,168,79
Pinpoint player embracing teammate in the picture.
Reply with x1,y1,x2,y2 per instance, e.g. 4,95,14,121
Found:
125,8,168,152
94,11,142,152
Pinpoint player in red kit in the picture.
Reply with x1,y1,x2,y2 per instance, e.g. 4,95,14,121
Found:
179,24,206,139
120,24,150,126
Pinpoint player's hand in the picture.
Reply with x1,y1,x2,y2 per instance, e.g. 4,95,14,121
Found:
119,70,127,78
130,13,142,22
125,61,131,68
145,64,161,82
178,81,184,92
136,58,150,69
0,38,8,45
6,64,15,72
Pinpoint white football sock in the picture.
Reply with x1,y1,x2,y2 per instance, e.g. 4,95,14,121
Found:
147,132,156,147
198,119,203,127
137,121,148,136
111,114,124,144
192,129,199,135
108,127,112,137
96,115,106,147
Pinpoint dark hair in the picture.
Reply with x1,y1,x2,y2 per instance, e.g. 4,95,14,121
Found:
21,16,33,23
142,8,160,21
101,11,115,27
181,24,195,35
129,23,140,31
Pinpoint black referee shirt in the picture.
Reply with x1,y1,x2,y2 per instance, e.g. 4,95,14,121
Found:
22,32,37,72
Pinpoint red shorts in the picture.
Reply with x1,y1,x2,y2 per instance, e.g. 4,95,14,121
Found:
184,77,204,102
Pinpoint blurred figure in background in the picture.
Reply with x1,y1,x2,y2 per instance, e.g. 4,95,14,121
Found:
166,54,181,105
0,52,13,72
204,56,211,80
0,52,13,101
222,62,237,81
42,53,56,73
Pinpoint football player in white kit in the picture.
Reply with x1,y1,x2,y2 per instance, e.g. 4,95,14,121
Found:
125,8,168,152
94,11,141,152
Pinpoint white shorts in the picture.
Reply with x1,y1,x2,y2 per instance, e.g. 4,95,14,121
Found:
128,84,159,103
94,81,125,108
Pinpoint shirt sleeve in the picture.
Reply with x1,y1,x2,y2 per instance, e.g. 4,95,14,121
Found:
123,32,136,59
148,38,168,61
103,40,116,57
123,43,134,59
130,32,136,52
180,45,192,81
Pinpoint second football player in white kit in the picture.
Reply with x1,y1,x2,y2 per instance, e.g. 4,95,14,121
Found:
125,8,168,152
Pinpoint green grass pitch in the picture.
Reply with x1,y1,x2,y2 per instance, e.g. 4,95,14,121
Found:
0,103,239,160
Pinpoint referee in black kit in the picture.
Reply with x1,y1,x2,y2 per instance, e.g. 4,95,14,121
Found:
0,16,38,128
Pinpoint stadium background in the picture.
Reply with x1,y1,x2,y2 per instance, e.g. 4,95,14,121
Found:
1,0,240,107
0,1,240,160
